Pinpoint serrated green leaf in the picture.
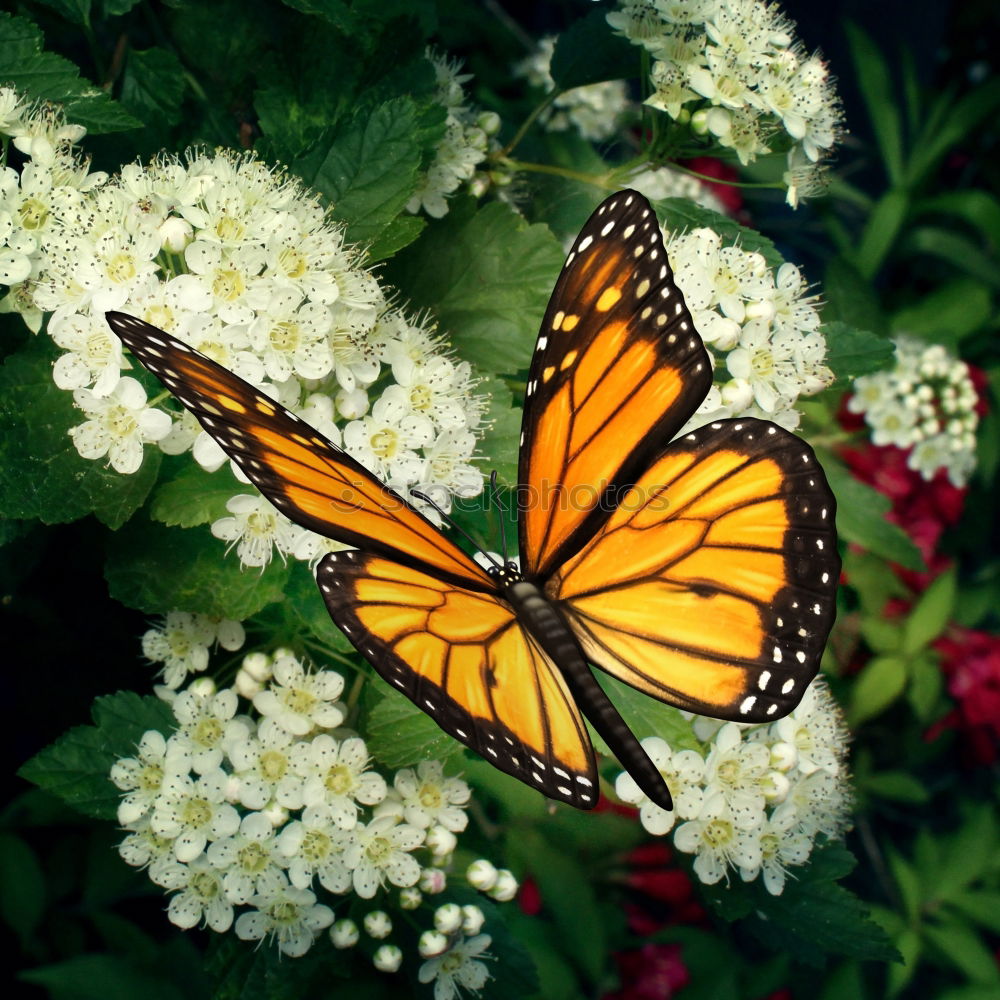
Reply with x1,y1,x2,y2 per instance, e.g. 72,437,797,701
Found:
886,926,921,997
655,198,784,268
924,919,1000,985
476,375,520,485
742,844,899,966
891,279,992,347
0,12,140,134
0,335,160,528
822,322,894,382
364,691,466,770
17,692,174,821
282,560,354,654
119,47,187,128
902,567,956,654
822,257,888,336
549,7,636,89
150,463,241,528
821,457,925,571
294,97,442,253
595,674,702,756
385,199,565,375
104,520,290,618
364,213,426,263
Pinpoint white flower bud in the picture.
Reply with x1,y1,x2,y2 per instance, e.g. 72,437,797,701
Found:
691,108,710,135
223,773,242,803
705,107,732,137
721,378,754,411
261,801,288,827
488,868,518,902
420,867,448,894
477,111,501,135
433,903,463,934
466,859,498,891
158,216,194,253
330,919,359,948
241,652,272,682
418,929,449,958
363,910,393,939
399,887,423,910
461,905,485,935
187,677,217,698
336,387,369,420
372,944,403,973
426,825,457,858
770,741,798,772
762,770,791,804
234,669,263,700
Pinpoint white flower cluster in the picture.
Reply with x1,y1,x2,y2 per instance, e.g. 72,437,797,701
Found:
625,164,728,215
142,611,246,690
664,226,832,432
111,648,515,961
848,337,979,487
0,88,486,568
406,51,500,218
616,678,851,895
607,0,843,206
513,36,631,142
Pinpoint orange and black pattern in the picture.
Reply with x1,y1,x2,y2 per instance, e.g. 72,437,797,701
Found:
518,191,713,579
106,189,841,813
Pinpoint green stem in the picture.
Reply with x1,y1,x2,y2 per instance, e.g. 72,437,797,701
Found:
499,90,560,158
501,159,614,190
669,161,782,191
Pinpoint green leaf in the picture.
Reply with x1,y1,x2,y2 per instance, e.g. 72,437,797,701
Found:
0,11,141,134
655,198,784,269
906,654,943,722
294,97,443,255
476,375,521,485
886,847,921,920
742,844,900,966
822,322,894,382
860,771,930,804
891,279,992,347
595,674,702,757
0,335,160,529
848,655,907,725
902,567,956,654
506,828,607,982
844,22,903,185
904,226,1000,290
854,189,910,280
119,47,188,128
948,890,1000,935
104,520,291,619
822,257,888,336
282,561,354,654
20,954,192,1000
0,833,46,943
886,926,921,997
17,692,174,821
924,919,1000,985
820,457,925,571
364,691,467,770
549,7,636,89
32,0,92,26
385,199,565,375
934,806,998,901
150,463,241,528
914,190,1000,251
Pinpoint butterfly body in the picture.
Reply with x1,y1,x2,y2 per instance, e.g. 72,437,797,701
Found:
107,188,840,814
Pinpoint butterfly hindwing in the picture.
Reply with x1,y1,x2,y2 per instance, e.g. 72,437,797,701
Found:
105,312,492,593
317,551,599,809
518,190,713,579
550,419,840,723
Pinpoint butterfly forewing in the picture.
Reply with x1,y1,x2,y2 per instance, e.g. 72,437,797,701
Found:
518,190,713,580
317,551,599,808
105,312,493,593
550,419,840,722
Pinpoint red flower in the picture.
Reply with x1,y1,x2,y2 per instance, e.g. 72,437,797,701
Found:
604,943,690,1000
931,626,1000,764
681,157,744,216
517,875,542,916
622,842,705,932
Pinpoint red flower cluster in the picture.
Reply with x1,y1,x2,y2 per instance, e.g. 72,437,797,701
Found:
931,626,1000,764
603,943,690,1000
622,842,705,935
681,156,744,217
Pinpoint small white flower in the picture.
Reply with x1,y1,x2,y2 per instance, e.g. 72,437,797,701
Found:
330,918,359,948
393,760,470,832
117,816,176,870
151,768,241,862
615,738,706,835
228,717,305,810
466,859,498,891
157,855,234,932
206,810,284,904
252,653,345,737
434,902,464,934
363,910,393,939
342,814,424,898
742,802,813,895
110,730,190,825
276,804,353,893
210,493,301,568
343,395,436,489
487,869,518,902
702,723,770,829
673,793,762,885
235,871,334,956
372,943,404,973
418,934,494,1000
69,376,171,474
170,686,248,775
771,678,849,777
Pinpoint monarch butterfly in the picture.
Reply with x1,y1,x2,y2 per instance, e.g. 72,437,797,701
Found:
106,190,839,812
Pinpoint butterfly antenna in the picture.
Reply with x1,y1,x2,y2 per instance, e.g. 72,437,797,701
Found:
489,470,510,564
410,488,503,571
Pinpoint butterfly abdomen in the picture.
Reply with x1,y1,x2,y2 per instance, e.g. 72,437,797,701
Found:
503,580,675,812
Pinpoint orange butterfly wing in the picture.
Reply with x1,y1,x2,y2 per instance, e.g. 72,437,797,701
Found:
105,312,492,593
518,191,713,579
549,419,840,722
316,551,599,808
